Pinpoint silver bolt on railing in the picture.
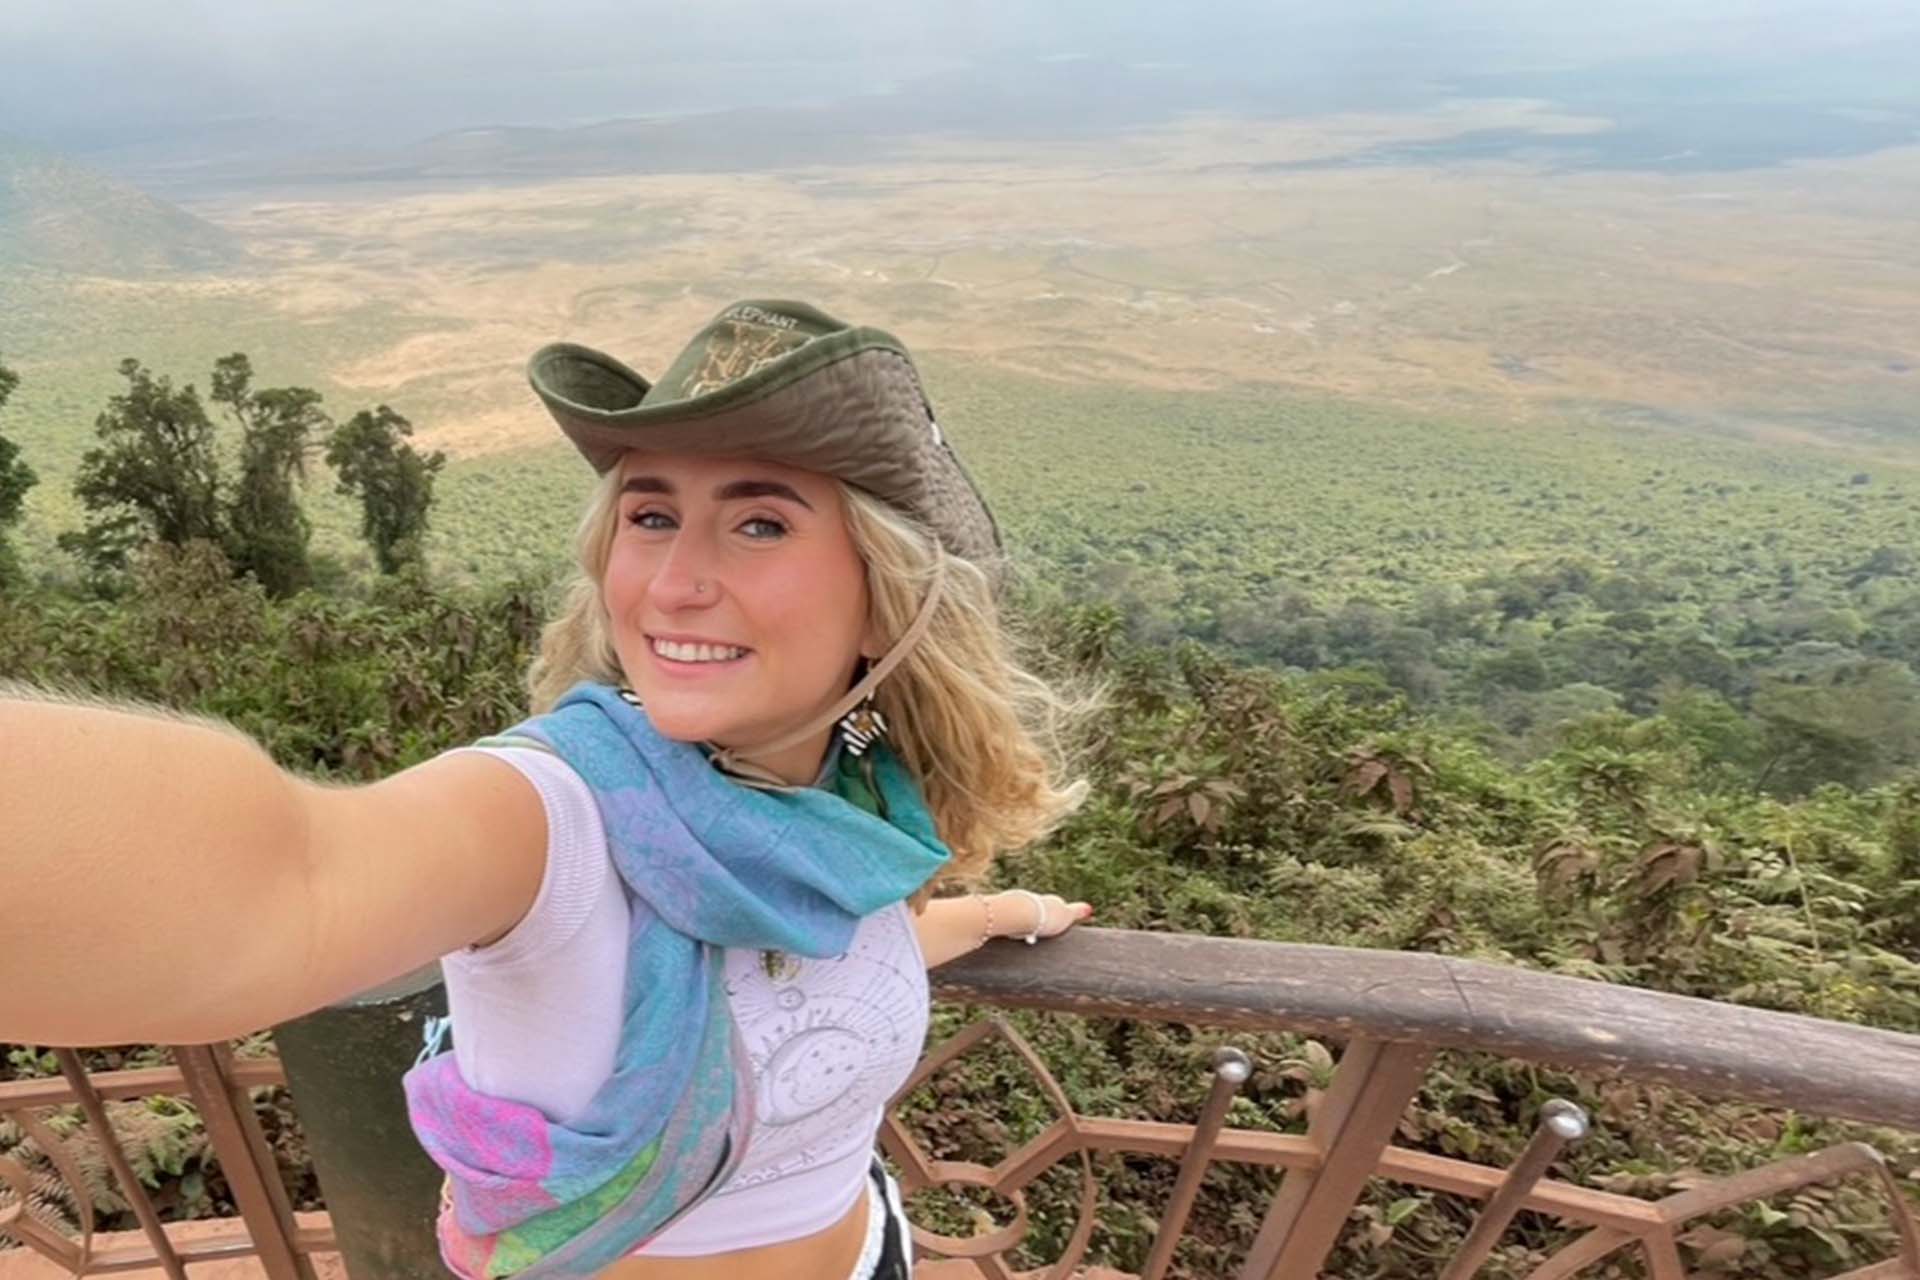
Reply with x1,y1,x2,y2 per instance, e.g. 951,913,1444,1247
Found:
1141,1047,1255,1280
1437,1099,1591,1280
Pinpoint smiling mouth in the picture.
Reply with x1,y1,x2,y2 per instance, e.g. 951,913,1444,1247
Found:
650,637,751,664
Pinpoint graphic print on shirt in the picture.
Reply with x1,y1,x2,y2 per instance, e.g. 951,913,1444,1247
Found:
716,903,929,1189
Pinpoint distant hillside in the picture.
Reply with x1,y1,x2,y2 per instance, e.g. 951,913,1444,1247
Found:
0,134,241,274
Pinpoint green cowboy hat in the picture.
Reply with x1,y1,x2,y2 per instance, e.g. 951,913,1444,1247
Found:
527,299,1001,569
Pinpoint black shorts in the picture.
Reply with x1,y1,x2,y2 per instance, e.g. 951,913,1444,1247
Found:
855,1158,912,1280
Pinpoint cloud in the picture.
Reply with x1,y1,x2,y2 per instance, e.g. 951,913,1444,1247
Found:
3,0,1913,154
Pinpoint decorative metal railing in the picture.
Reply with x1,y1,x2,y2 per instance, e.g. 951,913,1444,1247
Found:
4,928,1918,1279
0,1045,328,1278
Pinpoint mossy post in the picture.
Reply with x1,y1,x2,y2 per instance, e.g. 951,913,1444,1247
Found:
271,965,449,1279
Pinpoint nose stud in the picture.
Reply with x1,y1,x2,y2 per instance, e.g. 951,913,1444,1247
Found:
694,580,709,594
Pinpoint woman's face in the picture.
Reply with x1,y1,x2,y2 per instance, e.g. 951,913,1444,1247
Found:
601,450,875,781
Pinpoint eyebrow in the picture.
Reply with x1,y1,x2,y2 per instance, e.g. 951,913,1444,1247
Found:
619,475,814,511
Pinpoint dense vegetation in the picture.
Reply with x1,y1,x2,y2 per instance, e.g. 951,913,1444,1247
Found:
2,355,1918,1276
423,361,1920,793
950,628,1920,1277
12,352,1920,803
931,368,1920,798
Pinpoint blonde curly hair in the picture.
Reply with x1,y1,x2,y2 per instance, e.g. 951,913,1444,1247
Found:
525,464,1087,886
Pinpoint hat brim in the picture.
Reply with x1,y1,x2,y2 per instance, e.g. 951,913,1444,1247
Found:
527,331,1002,567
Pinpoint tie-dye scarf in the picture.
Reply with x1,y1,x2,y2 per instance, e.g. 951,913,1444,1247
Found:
403,682,949,1278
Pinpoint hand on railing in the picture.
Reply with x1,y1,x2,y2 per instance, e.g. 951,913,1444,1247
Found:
990,889,1093,944
916,890,1093,967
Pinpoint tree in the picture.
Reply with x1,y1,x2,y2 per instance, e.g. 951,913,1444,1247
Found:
59,354,335,594
0,358,38,588
1752,658,1920,794
1543,623,1635,689
326,405,445,574
62,358,223,573
210,354,328,597
1472,645,1550,695
1655,686,1767,780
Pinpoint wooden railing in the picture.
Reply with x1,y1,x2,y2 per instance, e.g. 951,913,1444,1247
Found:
914,929,1920,1278
4,929,1918,1278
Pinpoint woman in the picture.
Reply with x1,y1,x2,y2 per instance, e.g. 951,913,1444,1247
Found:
0,299,1091,1280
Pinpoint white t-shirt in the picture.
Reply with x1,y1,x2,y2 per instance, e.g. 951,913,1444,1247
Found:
437,746,930,1256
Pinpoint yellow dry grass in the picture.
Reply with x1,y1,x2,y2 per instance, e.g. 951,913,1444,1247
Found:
136,105,1920,457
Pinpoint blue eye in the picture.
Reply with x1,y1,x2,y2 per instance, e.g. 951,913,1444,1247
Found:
740,516,788,540
627,510,675,530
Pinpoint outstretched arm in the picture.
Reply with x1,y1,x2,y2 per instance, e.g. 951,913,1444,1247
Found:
0,687,545,1046
913,890,1092,969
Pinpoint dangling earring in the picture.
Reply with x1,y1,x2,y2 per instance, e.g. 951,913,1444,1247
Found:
837,696,888,757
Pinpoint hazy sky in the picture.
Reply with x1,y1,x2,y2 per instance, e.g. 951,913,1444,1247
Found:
4,0,1916,156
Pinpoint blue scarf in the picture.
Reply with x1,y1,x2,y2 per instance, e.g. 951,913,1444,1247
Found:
402,682,949,1278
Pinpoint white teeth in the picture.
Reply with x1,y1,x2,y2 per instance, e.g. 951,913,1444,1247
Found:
652,638,746,663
